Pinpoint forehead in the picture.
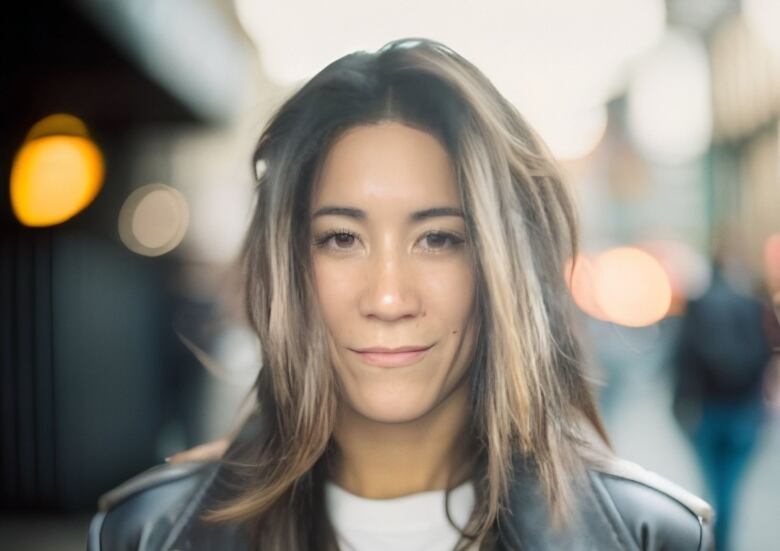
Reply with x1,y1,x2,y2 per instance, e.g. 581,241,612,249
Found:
311,122,459,210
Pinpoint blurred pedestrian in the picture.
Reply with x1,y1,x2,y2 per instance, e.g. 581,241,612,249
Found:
671,260,775,551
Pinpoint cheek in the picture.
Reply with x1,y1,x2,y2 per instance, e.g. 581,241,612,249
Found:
313,258,357,335
421,261,476,320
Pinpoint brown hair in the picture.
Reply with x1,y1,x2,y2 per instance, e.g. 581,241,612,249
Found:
205,37,609,550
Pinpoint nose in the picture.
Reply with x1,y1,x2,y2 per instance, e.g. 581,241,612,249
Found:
358,249,422,322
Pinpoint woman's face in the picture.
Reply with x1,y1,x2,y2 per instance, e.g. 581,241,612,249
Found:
310,122,478,423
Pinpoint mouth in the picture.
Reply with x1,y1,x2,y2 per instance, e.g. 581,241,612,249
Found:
350,344,434,368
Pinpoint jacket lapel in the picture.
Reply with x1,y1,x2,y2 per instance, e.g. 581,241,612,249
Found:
498,459,633,551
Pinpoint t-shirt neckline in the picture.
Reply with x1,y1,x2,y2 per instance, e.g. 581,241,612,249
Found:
324,479,475,534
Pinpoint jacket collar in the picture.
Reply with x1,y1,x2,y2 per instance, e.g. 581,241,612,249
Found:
165,455,627,551
498,457,627,550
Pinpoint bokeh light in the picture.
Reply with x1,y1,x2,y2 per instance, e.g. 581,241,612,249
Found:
593,247,673,327
235,0,664,157
532,106,609,161
10,114,104,227
639,240,711,313
765,234,780,293
565,254,608,320
25,113,90,141
743,0,780,56
118,183,189,257
627,28,712,164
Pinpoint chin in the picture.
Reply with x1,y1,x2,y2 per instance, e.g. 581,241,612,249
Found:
345,386,438,424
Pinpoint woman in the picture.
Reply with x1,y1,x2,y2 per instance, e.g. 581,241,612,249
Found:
88,38,713,550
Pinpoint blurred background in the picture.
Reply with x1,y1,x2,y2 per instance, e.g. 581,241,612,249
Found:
1,0,779,549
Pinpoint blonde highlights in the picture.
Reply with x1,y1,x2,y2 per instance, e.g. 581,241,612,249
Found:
205,38,608,550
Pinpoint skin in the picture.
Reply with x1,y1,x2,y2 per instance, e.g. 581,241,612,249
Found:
310,121,479,498
171,121,480,499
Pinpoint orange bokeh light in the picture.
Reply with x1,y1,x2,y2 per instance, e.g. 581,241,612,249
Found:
565,254,609,321
765,234,780,293
592,247,672,327
25,113,89,141
10,132,104,227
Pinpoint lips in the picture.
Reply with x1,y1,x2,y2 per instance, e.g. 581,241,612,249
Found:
351,344,433,368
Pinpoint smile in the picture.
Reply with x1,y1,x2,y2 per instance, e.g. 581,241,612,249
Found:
351,345,433,368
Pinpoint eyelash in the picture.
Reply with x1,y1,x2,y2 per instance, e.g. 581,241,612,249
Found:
312,228,465,253
312,229,358,249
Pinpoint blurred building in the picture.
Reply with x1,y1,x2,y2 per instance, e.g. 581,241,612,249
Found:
1,0,260,514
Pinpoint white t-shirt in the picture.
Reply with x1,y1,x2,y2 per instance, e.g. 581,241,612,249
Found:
324,479,476,551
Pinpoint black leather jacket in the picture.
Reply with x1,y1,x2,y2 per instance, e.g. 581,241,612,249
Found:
87,451,714,550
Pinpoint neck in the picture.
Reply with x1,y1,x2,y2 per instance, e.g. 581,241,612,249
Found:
329,380,474,499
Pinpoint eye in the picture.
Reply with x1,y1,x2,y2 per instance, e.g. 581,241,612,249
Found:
418,231,465,252
313,229,360,252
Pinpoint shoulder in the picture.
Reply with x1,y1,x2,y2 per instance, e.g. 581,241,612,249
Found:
503,450,714,550
88,460,219,551
586,454,714,551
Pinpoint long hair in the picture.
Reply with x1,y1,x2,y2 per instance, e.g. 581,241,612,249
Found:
204,37,609,549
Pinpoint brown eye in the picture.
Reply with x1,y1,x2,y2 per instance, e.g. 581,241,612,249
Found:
333,233,355,248
420,231,464,251
425,233,448,248
313,229,360,252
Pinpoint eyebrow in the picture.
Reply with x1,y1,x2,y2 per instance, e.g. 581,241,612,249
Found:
311,206,464,222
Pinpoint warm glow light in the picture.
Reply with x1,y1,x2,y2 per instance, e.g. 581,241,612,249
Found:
639,240,710,313
10,131,104,227
25,113,89,141
119,184,189,257
765,234,780,293
593,247,672,327
565,254,608,320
